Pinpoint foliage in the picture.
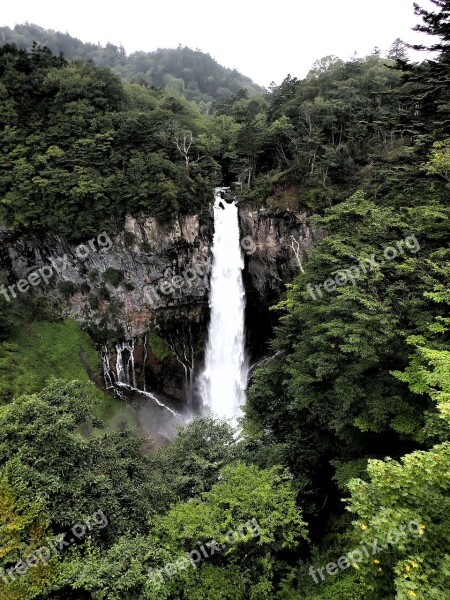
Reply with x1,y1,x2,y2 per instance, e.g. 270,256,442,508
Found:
147,416,240,513
0,472,49,562
246,183,449,518
0,473,58,600
57,463,307,599
423,139,450,181
147,332,171,361
0,319,101,404
1,2,450,599
148,462,308,599
57,280,78,299
103,267,123,287
0,44,216,240
0,24,264,106
347,442,449,600
344,294,450,599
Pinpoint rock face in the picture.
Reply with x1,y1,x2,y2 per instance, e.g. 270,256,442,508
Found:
1,214,213,339
0,205,320,400
239,206,322,355
239,206,321,305
0,213,214,401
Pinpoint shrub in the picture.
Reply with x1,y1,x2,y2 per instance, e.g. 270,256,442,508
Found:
57,280,78,299
103,268,123,287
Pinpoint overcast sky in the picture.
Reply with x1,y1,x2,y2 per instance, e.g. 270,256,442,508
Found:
1,0,435,87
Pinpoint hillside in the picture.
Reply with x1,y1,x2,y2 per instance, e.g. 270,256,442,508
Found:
0,23,265,108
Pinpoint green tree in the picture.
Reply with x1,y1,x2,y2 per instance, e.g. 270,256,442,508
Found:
388,38,409,61
347,327,450,600
0,380,155,541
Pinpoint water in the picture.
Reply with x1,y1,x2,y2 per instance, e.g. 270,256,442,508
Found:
102,342,185,421
102,186,248,429
200,188,248,420
115,340,136,388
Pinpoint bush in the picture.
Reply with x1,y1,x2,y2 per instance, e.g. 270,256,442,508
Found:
103,268,123,287
98,285,111,301
124,231,137,247
57,280,78,299
89,294,100,310
88,269,99,281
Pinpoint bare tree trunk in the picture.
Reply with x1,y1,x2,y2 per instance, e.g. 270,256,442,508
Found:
289,236,306,273
174,131,193,172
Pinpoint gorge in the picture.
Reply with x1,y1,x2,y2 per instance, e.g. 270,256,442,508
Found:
0,192,317,433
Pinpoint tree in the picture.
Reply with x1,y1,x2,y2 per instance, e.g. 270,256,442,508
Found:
347,441,449,600
423,138,450,181
148,463,308,599
173,130,206,173
0,473,56,600
246,186,450,523
0,380,156,542
388,38,409,61
147,416,241,513
412,0,450,53
20,463,308,599
0,45,217,239
347,329,450,599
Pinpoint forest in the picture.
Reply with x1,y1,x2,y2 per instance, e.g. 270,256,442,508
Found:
0,0,449,599
0,24,264,108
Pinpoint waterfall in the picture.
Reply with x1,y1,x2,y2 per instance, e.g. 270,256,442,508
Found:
102,338,183,419
101,187,248,423
114,340,137,388
115,342,127,384
187,325,195,406
142,333,148,392
115,384,183,419
166,327,195,406
102,349,114,389
200,188,248,419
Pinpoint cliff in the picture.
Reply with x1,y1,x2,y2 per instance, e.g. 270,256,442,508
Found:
0,205,320,400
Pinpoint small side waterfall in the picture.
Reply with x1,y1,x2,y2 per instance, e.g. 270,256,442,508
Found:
200,188,248,419
166,326,195,406
115,340,136,387
102,351,114,389
102,340,183,419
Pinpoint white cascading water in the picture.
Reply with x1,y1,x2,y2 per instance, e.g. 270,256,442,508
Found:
200,188,248,419
102,342,183,419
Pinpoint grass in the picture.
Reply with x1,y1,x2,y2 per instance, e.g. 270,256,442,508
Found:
148,332,171,361
0,318,100,402
0,317,136,431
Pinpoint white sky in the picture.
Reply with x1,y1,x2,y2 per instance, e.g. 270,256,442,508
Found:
1,0,436,87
